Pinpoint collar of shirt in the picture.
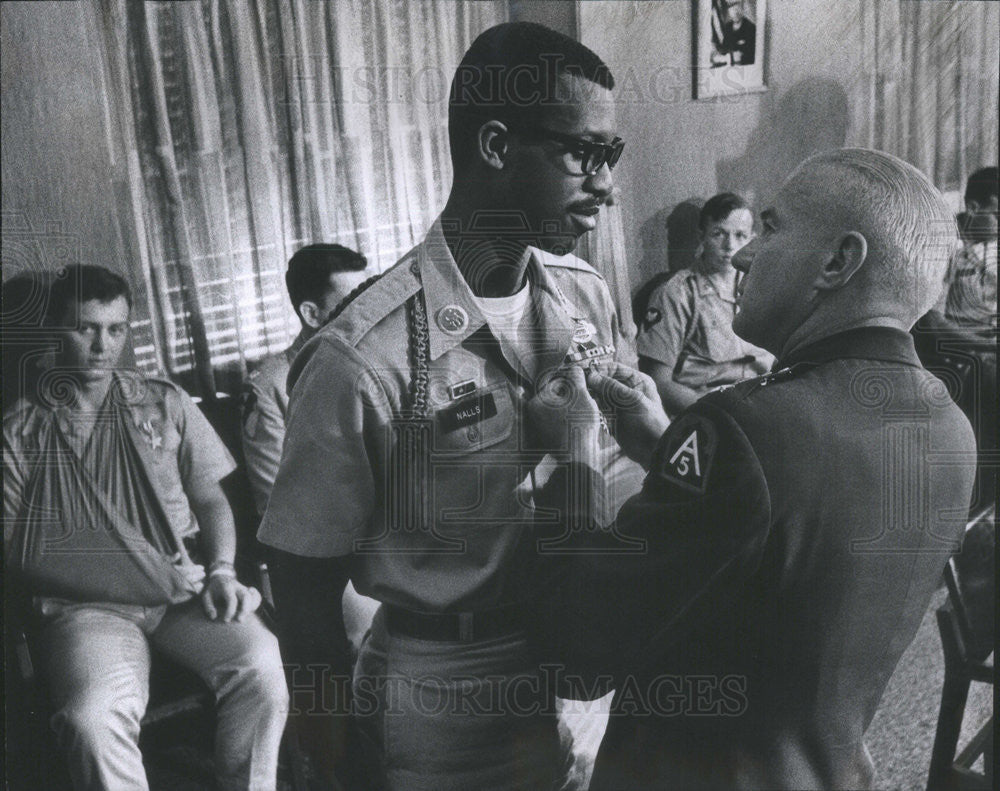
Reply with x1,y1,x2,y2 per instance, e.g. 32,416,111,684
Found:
693,267,738,303
418,219,585,368
778,326,922,370
284,328,310,364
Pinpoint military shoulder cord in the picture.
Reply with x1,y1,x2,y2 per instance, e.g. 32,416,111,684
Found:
324,270,429,534
324,271,430,420
324,273,383,326
405,292,430,420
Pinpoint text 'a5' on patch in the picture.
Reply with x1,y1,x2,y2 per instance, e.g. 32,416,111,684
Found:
655,412,718,494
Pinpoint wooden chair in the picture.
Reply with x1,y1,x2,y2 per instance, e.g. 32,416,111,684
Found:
926,507,995,791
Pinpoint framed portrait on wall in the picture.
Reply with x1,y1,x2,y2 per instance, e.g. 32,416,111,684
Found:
695,0,767,100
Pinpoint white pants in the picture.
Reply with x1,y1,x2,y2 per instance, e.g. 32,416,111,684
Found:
38,598,289,791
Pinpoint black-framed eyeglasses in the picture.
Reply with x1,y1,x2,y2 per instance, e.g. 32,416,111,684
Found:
515,125,625,176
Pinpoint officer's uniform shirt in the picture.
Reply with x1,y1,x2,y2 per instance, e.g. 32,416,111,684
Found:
535,327,977,791
637,268,773,395
4,372,235,553
240,330,308,517
259,219,643,612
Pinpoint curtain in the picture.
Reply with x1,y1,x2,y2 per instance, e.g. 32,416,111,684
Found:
94,0,507,396
853,0,998,193
578,199,637,356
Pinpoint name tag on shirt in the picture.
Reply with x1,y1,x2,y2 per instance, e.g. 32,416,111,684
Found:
437,392,498,432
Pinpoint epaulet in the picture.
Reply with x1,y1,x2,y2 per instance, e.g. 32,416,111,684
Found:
143,374,183,393
319,255,421,347
534,247,605,279
125,374,185,405
711,363,814,400
649,269,696,297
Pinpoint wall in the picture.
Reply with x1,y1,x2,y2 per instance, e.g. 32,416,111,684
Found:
1,0,574,287
4,0,992,305
510,0,577,35
580,0,869,292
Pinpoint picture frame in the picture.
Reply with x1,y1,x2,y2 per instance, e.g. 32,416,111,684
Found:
695,0,767,100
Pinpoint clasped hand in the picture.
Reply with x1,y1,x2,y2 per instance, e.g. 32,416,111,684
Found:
201,574,263,623
522,363,669,469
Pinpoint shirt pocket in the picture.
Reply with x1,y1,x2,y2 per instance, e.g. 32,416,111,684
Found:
697,302,741,363
128,402,181,460
430,382,514,454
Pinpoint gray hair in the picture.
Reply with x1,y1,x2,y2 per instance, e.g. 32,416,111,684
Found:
790,148,959,319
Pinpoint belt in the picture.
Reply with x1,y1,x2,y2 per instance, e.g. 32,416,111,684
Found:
384,603,527,642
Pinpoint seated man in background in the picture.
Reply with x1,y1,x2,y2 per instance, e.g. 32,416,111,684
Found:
637,192,772,417
913,165,997,509
3,265,288,791
240,243,377,787
947,165,997,334
241,246,378,642
528,149,977,790
241,242,369,519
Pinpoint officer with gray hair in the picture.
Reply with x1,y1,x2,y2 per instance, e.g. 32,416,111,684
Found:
526,148,978,790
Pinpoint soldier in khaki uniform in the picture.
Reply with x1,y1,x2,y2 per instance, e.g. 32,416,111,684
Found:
240,243,377,658
4,265,288,791
638,193,773,417
241,243,368,519
258,21,642,791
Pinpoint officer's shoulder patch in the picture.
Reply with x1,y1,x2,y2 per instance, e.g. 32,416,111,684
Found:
653,411,718,494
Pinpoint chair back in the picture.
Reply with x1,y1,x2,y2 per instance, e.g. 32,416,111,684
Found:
944,508,995,663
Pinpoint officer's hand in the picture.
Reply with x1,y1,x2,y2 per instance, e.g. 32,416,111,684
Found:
586,364,670,470
522,365,603,459
201,575,262,623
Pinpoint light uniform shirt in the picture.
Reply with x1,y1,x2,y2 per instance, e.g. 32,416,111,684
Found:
258,219,643,612
4,374,235,554
637,267,773,394
943,239,998,335
240,330,308,518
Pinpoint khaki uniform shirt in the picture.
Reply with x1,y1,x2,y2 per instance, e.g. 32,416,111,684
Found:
637,268,773,393
240,331,308,517
4,373,234,554
944,239,998,335
259,220,643,612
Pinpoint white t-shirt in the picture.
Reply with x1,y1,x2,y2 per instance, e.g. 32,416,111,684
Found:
476,283,534,371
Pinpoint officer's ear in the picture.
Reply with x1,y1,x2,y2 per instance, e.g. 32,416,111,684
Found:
477,120,510,171
815,231,867,291
298,300,323,330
